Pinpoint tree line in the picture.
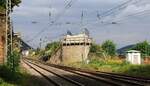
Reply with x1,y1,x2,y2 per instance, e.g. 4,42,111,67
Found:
90,40,150,59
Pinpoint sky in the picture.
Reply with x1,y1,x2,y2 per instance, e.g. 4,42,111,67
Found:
12,0,150,49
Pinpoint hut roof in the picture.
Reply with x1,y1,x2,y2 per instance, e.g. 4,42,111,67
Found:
126,50,140,53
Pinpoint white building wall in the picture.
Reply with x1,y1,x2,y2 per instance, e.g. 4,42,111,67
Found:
126,52,141,65
22,50,29,57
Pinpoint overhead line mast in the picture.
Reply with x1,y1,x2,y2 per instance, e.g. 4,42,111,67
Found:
5,0,13,64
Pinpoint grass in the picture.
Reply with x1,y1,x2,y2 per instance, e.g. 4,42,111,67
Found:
0,64,47,86
117,65,150,77
0,65,20,86
69,59,150,78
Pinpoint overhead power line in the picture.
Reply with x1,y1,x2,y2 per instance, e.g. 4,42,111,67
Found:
26,0,78,43
113,9,150,23
26,0,142,44
98,0,141,20
75,0,141,28
84,9,150,29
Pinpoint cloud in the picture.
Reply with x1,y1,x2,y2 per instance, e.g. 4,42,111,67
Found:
114,2,150,20
12,0,150,48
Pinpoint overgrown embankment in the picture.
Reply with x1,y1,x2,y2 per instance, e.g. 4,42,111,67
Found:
29,42,61,61
69,59,150,78
0,64,49,86
69,40,150,78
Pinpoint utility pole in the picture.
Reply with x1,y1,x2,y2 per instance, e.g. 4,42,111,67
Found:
81,10,84,27
8,0,13,54
6,0,14,70
39,38,42,49
97,11,101,20
80,11,86,63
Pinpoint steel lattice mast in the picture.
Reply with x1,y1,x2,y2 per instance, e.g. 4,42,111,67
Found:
5,0,13,63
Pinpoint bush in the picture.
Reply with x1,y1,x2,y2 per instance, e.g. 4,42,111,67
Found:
121,65,150,77
0,65,21,82
131,41,150,58
102,40,116,57
7,51,20,72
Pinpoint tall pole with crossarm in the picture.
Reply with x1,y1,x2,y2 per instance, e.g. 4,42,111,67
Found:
5,0,13,68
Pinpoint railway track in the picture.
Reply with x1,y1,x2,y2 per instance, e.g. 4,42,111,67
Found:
23,60,84,86
23,59,150,86
47,64,150,86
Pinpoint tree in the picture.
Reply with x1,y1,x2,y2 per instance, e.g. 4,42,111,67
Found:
11,0,21,7
45,42,60,51
45,42,60,56
101,40,116,57
0,0,21,12
90,43,105,57
90,43,101,53
132,41,150,58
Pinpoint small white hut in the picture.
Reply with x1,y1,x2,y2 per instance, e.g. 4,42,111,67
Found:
22,50,29,57
126,50,141,64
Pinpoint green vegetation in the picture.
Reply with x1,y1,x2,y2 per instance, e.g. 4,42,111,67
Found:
70,59,150,78
45,41,60,56
90,40,150,59
0,64,48,86
34,48,45,56
0,65,21,85
77,40,150,77
131,41,150,58
7,51,20,72
89,40,116,59
31,41,61,60
101,40,116,57
0,0,5,12
0,49,22,86
90,43,104,57
0,0,21,12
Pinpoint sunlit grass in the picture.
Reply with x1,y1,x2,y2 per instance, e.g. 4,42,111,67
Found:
0,65,45,86
69,59,150,78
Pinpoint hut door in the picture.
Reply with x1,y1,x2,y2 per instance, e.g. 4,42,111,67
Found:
133,55,138,64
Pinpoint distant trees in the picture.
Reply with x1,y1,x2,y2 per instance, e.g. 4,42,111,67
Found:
131,41,150,58
102,40,116,57
45,42,60,51
90,40,116,58
32,42,60,60
45,42,60,56
90,43,104,57
90,43,101,53
90,40,150,59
